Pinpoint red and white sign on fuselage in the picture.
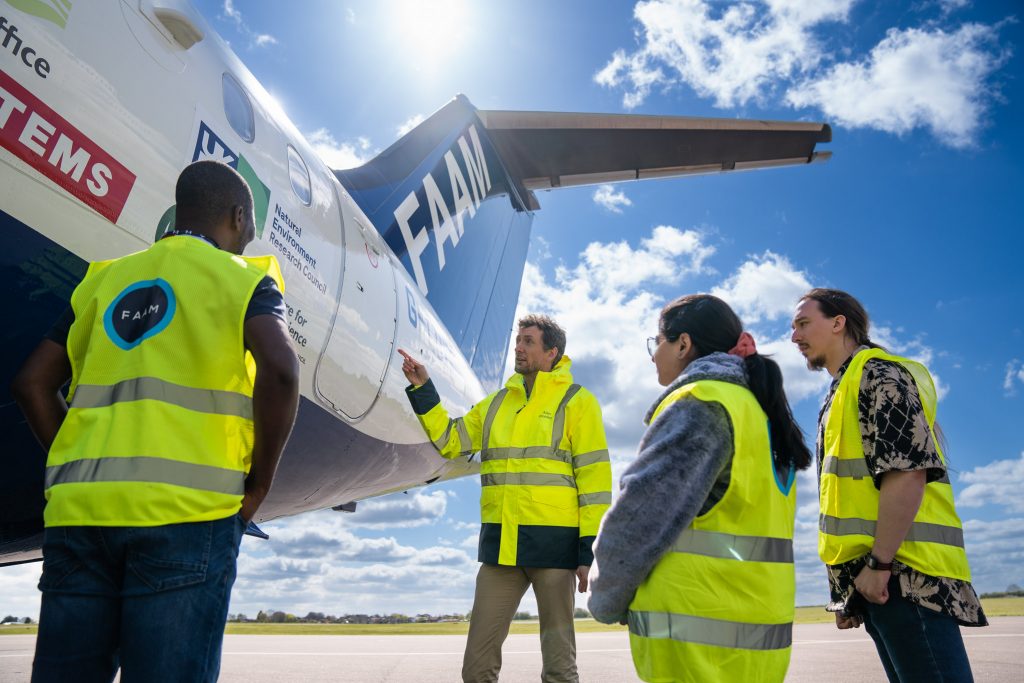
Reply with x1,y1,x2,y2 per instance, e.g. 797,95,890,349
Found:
0,68,136,222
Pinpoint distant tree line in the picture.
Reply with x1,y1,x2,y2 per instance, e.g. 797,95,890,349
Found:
226,607,594,624
228,611,470,624
979,584,1024,599
1,616,34,624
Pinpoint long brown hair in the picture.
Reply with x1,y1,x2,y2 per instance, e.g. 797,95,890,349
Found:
799,288,883,349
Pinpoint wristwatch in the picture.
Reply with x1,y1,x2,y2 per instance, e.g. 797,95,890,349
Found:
865,553,893,571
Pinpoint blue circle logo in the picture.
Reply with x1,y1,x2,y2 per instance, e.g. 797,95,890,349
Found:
103,279,177,350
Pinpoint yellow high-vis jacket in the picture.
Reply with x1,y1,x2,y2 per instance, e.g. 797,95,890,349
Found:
628,379,796,683
45,235,282,527
819,348,970,580
407,356,611,568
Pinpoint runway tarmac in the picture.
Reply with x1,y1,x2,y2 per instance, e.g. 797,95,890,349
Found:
1,617,1020,681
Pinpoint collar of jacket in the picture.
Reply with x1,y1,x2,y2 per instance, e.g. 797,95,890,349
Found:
644,352,749,425
504,355,574,397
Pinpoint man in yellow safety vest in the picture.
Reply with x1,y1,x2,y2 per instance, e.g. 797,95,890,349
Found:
13,160,299,682
398,314,611,683
791,287,986,682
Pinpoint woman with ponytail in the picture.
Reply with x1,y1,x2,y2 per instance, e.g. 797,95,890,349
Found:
589,294,811,683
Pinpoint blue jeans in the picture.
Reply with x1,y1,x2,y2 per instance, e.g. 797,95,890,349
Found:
862,575,974,683
32,513,245,683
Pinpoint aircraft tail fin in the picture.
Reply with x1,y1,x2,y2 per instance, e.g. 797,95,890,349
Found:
334,98,831,389
335,96,531,390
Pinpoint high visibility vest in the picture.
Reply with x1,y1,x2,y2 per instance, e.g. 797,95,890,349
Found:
818,348,970,580
44,235,283,527
415,357,611,568
628,380,796,683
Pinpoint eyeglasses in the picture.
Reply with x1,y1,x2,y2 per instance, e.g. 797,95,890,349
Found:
646,336,660,358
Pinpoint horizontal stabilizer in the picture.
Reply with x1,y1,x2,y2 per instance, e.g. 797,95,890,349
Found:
476,110,831,208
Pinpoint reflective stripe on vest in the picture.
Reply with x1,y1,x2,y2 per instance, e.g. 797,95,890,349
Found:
671,528,794,563
479,384,581,464
822,454,950,485
45,456,246,495
481,388,509,450
550,384,582,449
71,377,253,419
628,611,792,651
573,449,609,468
481,446,572,464
628,379,795,682
821,455,871,480
818,348,970,578
578,491,612,506
44,237,281,527
819,514,964,547
481,472,575,487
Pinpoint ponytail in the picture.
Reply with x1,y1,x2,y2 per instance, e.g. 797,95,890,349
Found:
743,354,812,471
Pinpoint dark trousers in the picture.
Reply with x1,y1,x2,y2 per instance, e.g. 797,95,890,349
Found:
862,575,974,683
32,514,246,683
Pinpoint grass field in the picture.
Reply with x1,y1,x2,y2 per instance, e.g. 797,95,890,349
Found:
2,597,1020,636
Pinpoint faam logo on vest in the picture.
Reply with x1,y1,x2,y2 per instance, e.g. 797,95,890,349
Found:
103,279,176,350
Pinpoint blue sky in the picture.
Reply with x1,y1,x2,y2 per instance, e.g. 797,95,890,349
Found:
2,0,1021,620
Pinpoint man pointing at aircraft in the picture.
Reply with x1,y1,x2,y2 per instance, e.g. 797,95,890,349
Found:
399,314,611,683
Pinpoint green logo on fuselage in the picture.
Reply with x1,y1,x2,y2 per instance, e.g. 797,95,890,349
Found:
4,0,70,29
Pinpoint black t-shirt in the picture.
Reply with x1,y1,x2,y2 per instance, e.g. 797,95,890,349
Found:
45,275,286,346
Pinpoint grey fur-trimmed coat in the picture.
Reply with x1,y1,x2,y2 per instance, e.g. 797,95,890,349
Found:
587,352,747,624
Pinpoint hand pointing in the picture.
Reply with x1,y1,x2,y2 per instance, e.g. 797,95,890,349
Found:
397,348,430,386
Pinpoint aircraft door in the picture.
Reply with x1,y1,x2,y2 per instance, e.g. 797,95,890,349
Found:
315,214,398,420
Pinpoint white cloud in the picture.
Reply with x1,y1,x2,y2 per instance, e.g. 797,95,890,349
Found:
595,0,855,109
305,128,372,169
396,114,426,138
598,1,1010,147
224,505,482,617
220,1,279,51
960,517,1024,594
957,451,1024,513
939,0,972,16
222,0,242,26
345,7,357,24
516,225,716,455
1003,359,1024,396
593,184,633,213
344,490,450,529
711,251,812,324
871,325,948,400
0,563,42,620
787,23,1009,148
757,332,831,404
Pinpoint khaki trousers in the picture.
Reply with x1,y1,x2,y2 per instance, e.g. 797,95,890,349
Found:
462,564,578,683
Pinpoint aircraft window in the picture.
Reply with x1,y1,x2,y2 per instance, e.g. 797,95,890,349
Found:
222,73,255,143
288,146,312,205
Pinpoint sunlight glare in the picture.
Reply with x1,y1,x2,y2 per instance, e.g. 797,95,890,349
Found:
389,0,472,74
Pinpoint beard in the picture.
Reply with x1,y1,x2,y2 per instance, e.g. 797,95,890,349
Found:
806,354,828,371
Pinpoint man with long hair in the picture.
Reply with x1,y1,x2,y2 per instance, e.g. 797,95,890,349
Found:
792,288,985,682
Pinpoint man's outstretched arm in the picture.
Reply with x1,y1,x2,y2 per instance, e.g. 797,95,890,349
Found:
243,314,300,522
398,348,483,459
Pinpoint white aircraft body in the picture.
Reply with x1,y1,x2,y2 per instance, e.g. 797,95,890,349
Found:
0,1,830,565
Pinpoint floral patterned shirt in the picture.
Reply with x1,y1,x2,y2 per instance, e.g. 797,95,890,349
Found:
817,348,987,626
